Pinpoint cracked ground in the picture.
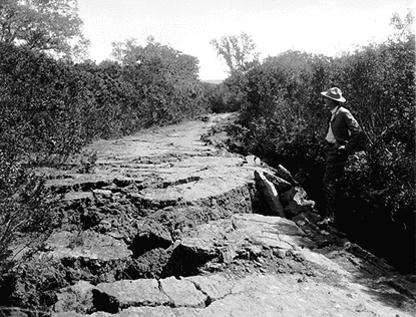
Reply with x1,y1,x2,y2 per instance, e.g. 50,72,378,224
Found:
8,113,415,317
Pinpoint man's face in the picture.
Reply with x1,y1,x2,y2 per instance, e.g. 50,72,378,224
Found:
324,98,337,110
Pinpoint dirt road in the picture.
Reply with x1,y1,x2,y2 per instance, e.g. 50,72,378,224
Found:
18,114,416,316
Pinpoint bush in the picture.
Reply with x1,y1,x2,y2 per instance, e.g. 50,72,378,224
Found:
0,41,210,166
111,39,210,126
0,152,56,265
0,44,90,165
233,35,415,271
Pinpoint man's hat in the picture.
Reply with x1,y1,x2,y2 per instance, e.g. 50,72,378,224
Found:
320,87,346,103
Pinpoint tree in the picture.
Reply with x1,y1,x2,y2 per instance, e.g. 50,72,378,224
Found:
210,32,259,73
0,0,89,61
389,9,414,42
111,37,200,82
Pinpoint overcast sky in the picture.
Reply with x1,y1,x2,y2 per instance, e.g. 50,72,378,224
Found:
78,0,413,80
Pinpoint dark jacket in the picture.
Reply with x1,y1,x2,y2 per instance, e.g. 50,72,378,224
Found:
330,106,363,154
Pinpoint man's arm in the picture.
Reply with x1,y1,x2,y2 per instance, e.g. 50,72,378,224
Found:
343,110,364,153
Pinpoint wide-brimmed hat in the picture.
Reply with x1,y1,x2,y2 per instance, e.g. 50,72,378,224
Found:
320,87,346,103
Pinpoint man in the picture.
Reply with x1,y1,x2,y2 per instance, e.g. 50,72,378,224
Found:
318,87,363,227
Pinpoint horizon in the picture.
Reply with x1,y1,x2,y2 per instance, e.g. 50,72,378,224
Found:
78,0,413,81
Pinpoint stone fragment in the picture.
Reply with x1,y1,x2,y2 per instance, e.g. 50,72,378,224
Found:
275,164,298,185
231,213,304,236
45,230,132,261
92,189,113,198
263,171,293,193
160,276,207,307
243,154,261,166
246,244,264,258
273,248,287,258
116,307,201,317
280,186,315,217
95,279,170,308
98,219,112,232
63,192,93,202
169,214,304,272
130,219,172,256
43,230,132,283
197,293,276,317
176,220,230,257
251,232,293,250
254,170,285,217
219,244,238,263
186,275,233,301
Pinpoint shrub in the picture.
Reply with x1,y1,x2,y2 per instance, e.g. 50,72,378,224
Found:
0,152,56,265
0,43,90,165
0,41,210,166
233,34,415,271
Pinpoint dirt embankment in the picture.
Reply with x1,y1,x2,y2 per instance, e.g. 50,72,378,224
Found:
3,113,415,317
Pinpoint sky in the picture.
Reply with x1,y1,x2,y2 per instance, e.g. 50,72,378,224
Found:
78,0,413,81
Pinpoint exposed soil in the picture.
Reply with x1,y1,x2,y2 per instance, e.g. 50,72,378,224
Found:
2,113,415,317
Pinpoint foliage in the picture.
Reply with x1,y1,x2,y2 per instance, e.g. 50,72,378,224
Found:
203,72,250,113
111,37,208,125
389,9,414,42
210,32,259,74
0,38,209,281
231,12,415,271
0,152,56,266
0,43,90,164
0,0,89,61
0,39,210,165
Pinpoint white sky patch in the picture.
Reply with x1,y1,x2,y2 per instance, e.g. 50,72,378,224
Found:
78,0,413,80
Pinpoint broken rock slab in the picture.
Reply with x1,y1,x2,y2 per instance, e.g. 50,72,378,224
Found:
280,186,315,217
94,279,170,310
174,213,306,268
275,164,298,186
52,272,415,317
231,213,309,251
45,230,132,262
231,213,304,236
254,170,284,217
166,220,232,276
56,277,208,314
105,307,201,317
160,276,207,308
185,274,234,301
263,171,292,193
130,219,172,257
42,230,132,283
53,306,201,317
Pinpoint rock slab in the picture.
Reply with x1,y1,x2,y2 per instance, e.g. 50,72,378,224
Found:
95,279,170,308
160,276,207,308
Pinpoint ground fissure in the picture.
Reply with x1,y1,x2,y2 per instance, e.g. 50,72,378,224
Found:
4,114,415,317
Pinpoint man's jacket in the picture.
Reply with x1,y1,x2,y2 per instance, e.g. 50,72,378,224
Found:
330,106,363,154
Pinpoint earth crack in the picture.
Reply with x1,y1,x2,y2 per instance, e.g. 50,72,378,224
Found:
160,176,202,189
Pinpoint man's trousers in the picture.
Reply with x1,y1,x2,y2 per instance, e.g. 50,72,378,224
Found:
322,144,348,220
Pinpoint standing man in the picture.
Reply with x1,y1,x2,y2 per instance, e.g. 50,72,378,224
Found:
318,87,363,227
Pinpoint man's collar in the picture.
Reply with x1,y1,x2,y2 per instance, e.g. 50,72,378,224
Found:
330,105,340,114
